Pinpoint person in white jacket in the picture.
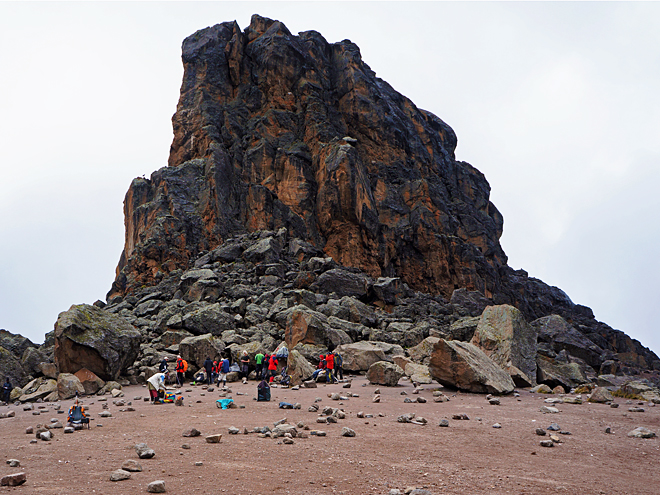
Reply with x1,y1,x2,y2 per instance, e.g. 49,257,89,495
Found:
147,372,168,403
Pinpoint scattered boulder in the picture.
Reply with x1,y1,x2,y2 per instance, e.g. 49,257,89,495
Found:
54,304,142,380
429,339,515,394
0,473,26,487
627,427,656,439
536,356,587,390
147,480,167,493
287,349,316,386
178,334,225,369
135,443,155,459
57,373,85,400
74,368,105,395
334,342,387,372
205,434,222,443
110,469,131,482
367,361,405,386
121,460,143,472
588,387,614,403
470,305,537,385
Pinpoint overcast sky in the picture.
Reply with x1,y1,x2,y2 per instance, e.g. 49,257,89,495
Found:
1,2,658,358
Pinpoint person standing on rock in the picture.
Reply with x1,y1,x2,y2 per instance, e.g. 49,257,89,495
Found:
175,356,185,387
147,371,168,403
326,352,336,383
255,351,265,380
1,377,12,403
240,350,250,381
203,357,214,386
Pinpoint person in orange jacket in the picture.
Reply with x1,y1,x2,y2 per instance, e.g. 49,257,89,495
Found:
267,354,278,383
325,352,336,383
175,356,185,387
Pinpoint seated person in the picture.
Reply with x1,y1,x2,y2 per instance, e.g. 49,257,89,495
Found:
257,380,271,401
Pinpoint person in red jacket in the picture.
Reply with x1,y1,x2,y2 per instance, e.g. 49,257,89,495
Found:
325,352,335,383
267,354,278,383
175,356,185,387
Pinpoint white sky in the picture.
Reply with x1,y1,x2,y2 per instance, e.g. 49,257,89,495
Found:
1,2,658,358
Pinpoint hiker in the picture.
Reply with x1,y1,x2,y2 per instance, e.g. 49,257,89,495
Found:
257,379,271,401
211,360,219,384
217,356,230,388
158,356,169,373
266,353,278,383
193,370,207,384
147,371,168,403
1,377,12,403
67,398,87,424
240,350,250,380
326,352,336,383
254,351,265,380
311,354,327,381
175,355,185,386
334,351,344,380
203,356,214,386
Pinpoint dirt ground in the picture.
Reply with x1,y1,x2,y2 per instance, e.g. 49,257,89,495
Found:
1,376,659,495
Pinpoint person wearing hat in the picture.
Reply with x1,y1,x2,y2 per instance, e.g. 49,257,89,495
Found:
175,355,185,387
147,371,169,403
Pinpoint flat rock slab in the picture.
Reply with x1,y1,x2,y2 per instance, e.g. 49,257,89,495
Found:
121,459,142,472
205,434,222,443
627,427,656,438
110,469,131,481
1,473,26,486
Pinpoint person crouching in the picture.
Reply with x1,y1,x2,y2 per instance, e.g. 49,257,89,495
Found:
147,371,168,403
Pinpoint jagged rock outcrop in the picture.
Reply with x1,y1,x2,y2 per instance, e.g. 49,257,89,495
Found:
102,15,658,373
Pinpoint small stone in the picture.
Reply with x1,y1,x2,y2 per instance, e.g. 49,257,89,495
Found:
228,427,240,435
283,437,294,444
451,414,469,420
627,427,656,438
539,440,554,447
99,411,112,418
195,461,203,466
7,460,20,468
610,403,619,408
64,426,75,434
122,459,143,472
547,423,560,431
403,397,413,403
205,434,222,443
357,411,364,418
311,430,326,436
147,480,167,493
628,407,645,413
39,431,52,441
372,395,381,403
550,434,562,443
540,406,559,414
135,443,156,459
342,382,351,389
182,428,201,437
374,388,381,394
536,428,546,436
341,427,356,437
25,427,33,434
492,423,502,429
1,473,26,486
416,397,427,403
439,419,449,427
110,469,131,481
181,444,191,449
605,427,612,434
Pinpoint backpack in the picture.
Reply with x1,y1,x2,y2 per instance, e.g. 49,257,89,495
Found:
181,360,188,372
221,359,230,373
335,353,343,367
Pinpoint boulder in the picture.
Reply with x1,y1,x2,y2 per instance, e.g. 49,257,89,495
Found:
406,337,441,365
242,236,281,263
74,368,105,395
367,361,405,386
536,356,587,390
38,362,59,379
334,342,386,371
0,345,28,389
54,304,142,380
20,347,48,377
627,427,656,439
532,315,603,368
450,289,493,317
429,339,515,394
588,387,614,403
181,304,235,336
157,330,194,347
310,269,370,299
284,306,331,349
448,317,480,342
18,378,57,402
57,373,85,400
471,305,537,385
0,329,35,356
287,349,316,386
370,321,425,348
372,277,405,304
0,473,26,487
404,363,433,384
178,334,225,369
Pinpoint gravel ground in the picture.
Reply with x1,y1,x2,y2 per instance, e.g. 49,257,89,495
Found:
1,376,659,494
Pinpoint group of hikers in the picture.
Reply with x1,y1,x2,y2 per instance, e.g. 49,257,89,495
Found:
310,351,343,383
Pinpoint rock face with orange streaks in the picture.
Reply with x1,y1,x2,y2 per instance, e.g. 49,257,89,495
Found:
108,14,506,302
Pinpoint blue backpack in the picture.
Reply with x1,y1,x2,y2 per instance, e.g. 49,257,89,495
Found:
221,359,230,373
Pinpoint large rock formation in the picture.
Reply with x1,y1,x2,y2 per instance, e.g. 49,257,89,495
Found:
54,304,142,381
102,15,658,373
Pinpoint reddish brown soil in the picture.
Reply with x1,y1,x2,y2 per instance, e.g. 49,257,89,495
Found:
1,377,658,495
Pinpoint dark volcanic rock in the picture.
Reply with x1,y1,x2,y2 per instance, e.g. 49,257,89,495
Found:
103,14,658,374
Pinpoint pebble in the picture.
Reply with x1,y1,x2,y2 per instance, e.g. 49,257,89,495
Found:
135,443,156,459
122,460,143,472
547,423,560,431
628,407,645,413
416,397,427,403
228,427,240,435
341,427,356,437
536,428,546,436
147,480,167,493
372,395,381,403
492,423,502,429
310,430,326,436
605,427,612,434
610,403,619,408
283,437,294,444
451,414,469,421
539,440,554,448
6,460,20,468
181,444,191,449
195,461,203,466
0,473,26,487
540,406,559,414
64,427,75,434
205,434,222,443
182,428,201,437
439,419,449,427
627,427,656,438
110,469,131,482
25,427,33,434
488,398,500,405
